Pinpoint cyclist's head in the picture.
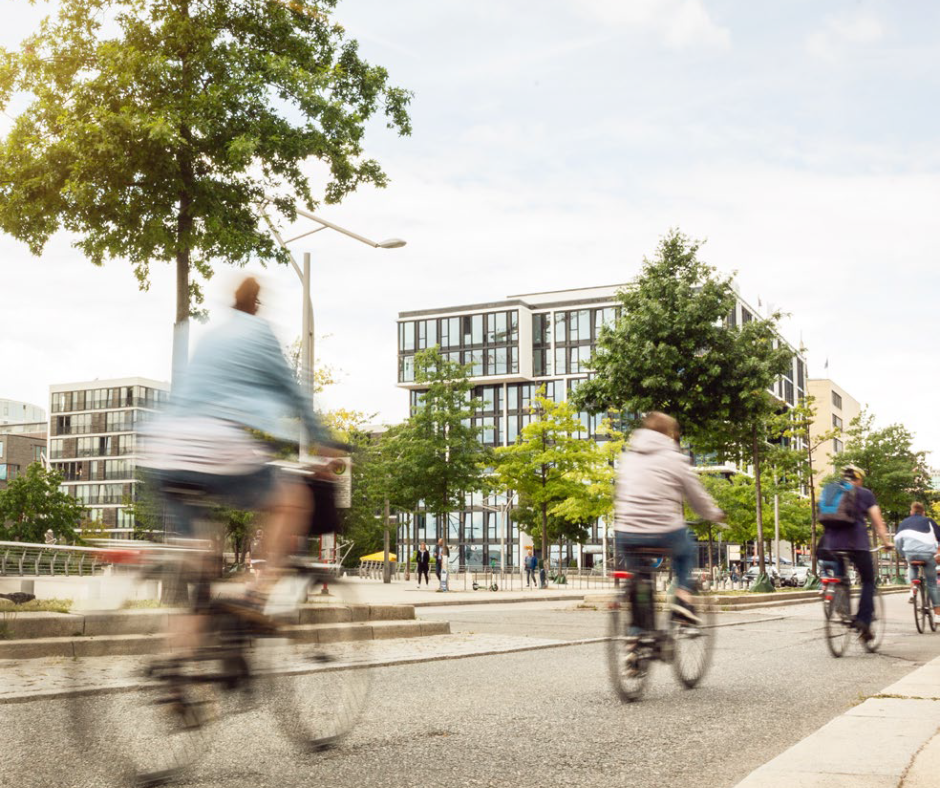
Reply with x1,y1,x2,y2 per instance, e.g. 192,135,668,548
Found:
912,502,926,516
234,276,261,315
842,464,865,484
642,411,680,442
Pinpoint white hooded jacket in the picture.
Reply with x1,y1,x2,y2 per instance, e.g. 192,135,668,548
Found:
614,428,723,534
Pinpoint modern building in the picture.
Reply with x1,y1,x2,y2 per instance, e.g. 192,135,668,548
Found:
807,378,861,486
395,284,808,570
48,377,170,538
0,398,46,426
0,431,46,490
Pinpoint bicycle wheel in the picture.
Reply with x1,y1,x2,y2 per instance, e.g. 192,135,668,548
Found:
258,571,373,751
824,584,852,658
863,588,885,652
607,593,649,703
68,564,212,787
914,582,926,634
671,590,714,689
930,597,937,632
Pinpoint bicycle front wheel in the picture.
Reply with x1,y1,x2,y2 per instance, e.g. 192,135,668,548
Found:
863,588,885,652
607,594,649,703
914,583,926,634
824,584,852,658
671,590,714,689
258,572,373,751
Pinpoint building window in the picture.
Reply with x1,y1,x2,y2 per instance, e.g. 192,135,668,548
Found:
832,414,843,430
33,446,43,462
0,440,3,458
832,391,843,409
399,322,415,352
742,308,753,324
399,355,415,383
784,380,794,406
833,437,844,455
796,359,805,391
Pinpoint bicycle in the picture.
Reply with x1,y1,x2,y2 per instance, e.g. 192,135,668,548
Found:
820,547,887,657
909,560,937,634
69,472,370,787
607,547,714,702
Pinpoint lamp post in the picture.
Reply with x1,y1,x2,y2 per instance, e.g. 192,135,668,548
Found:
262,205,406,456
479,492,518,573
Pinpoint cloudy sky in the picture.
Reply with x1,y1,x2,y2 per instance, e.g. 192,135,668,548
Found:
2,1,939,457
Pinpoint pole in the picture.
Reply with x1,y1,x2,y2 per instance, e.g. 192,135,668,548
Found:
806,427,819,576
300,252,315,458
774,494,780,574
383,498,391,584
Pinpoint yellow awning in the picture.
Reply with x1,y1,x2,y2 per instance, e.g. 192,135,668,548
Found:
360,551,397,562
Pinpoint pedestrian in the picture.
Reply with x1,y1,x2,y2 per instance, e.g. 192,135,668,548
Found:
416,542,431,588
439,543,450,592
525,550,537,587
434,538,444,585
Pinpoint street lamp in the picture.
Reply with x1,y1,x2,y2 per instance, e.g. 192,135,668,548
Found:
261,204,406,456
478,492,518,573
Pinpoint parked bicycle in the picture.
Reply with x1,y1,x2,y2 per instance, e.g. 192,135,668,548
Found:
607,547,714,702
821,547,887,657
909,559,937,634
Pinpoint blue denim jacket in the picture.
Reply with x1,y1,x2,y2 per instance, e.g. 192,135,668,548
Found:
167,309,325,444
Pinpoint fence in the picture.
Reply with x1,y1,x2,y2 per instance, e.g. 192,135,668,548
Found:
0,541,114,577
352,561,620,591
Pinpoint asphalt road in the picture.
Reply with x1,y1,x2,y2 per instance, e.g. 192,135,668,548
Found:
2,593,937,788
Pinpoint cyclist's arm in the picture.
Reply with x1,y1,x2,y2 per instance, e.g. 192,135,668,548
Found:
680,465,724,523
867,505,892,548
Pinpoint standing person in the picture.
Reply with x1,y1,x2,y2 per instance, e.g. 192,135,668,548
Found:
894,502,940,613
525,550,537,587
818,465,893,642
614,412,724,624
433,538,444,586
416,542,431,588
439,543,450,592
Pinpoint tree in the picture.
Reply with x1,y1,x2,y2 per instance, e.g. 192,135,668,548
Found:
572,229,793,580
0,463,85,543
0,0,412,364
490,393,610,576
213,507,255,566
392,348,491,560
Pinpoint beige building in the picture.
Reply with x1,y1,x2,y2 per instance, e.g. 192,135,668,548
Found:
807,378,861,487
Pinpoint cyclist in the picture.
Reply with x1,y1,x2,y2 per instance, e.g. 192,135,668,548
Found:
141,276,331,603
614,412,724,625
894,502,940,614
818,465,892,642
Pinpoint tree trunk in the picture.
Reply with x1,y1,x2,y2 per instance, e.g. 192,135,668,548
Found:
540,501,548,589
753,429,767,578
806,434,819,575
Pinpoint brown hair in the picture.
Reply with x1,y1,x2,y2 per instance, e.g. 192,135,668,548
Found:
234,276,261,314
642,411,680,440
912,502,926,515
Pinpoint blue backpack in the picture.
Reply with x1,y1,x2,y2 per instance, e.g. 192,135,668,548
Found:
818,480,858,528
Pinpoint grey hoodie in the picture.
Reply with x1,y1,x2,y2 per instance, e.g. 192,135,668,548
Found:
614,428,723,534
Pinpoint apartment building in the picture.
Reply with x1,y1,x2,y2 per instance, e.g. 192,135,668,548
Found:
0,398,45,426
807,378,861,487
0,431,45,491
395,284,808,569
48,377,169,538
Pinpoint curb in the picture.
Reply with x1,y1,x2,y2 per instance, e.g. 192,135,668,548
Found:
411,592,593,608
731,656,940,788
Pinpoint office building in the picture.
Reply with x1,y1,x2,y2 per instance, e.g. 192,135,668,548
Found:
0,431,45,491
807,378,861,487
48,377,169,538
395,284,807,569
0,398,45,426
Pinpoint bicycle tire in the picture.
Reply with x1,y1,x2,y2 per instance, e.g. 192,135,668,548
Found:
824,584,852,658
607,593,649,703
930,600,937,633
258,572,372,751
914,582,926,634
671,589,714,689
863,588,885,652
68,561,211,787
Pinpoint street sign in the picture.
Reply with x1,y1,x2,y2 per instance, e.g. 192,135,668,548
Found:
728,545,741,562
330,457,352,508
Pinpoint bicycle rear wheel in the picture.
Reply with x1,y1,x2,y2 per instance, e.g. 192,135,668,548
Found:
671,590,714,689
607,592,649,703
824,584,852,658
258,572,373,751
914,582,926,634
863,588,885,652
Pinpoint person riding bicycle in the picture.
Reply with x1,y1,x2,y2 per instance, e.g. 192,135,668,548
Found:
141,276,331,606
614,412,724,625
818,464,892,642
894,502,940,615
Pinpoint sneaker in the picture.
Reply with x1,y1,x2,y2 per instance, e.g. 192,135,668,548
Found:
671,599,702,626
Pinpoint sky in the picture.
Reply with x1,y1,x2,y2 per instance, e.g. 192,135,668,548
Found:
2,0,940,457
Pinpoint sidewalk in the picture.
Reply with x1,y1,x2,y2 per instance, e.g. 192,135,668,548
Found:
344,578,599,607
731,655,940,788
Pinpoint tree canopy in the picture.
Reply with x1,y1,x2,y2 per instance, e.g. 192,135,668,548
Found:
0,463,85,543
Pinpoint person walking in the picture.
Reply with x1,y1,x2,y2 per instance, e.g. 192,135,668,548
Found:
434,538,444,586
439,543,450,592
416,542,431,588
525,550,538,587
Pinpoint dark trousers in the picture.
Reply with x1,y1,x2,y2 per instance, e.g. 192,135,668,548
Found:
822,548,876,625
526,568,536,586
417,566,430,585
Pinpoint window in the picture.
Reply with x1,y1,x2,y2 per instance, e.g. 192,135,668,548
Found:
33,446,43,462
533,350,551,376
797,359,805,391
832,391,843,410
742,308,753,324
554,347,567,376
832,414,843,430
784,380,794,406
399,355,415,383
533,313,552,346
399,321,415,352
833,437,844,455
472,314,483,345
0,440,3,458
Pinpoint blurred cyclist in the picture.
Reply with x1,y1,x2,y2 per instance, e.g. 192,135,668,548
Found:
614,412,724,625
894,502,940,615
141,276,329,600
818,465,892,642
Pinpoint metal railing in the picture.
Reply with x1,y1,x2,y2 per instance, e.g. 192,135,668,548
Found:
352,561,620,591
0,541,114,577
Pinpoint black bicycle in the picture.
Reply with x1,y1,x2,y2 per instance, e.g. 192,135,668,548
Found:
909,559,937,634
821,548,886,657
607,547,714,702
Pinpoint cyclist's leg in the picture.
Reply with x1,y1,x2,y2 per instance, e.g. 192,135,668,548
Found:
853,550,876,626
257,473,314,576
664,527,695,594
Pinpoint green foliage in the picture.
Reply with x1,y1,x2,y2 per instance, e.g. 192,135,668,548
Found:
213,506,255,564
121,471,167,539
0,0,412,319
829,410,933,524
338,427,393,566
0,463,84,543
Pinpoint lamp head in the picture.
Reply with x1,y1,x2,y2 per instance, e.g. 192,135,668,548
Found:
377,238,407,249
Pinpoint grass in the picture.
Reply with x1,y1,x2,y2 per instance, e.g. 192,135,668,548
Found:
0,598,73,613
122,599,164,609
